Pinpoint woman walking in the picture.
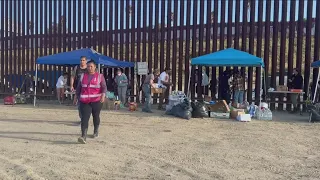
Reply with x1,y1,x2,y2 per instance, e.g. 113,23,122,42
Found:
74,60,106,144
142,69,160,113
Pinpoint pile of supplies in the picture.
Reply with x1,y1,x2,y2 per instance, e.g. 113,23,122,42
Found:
165,92,273,121
166,91,192,120
165,91,208,120
203,96,273,121
166,91,186,111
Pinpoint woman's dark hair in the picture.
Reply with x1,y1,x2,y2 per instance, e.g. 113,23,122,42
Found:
87,60,96,66
62,72,68,76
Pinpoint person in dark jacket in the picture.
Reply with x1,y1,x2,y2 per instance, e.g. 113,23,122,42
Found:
219,70,233,104
288,68,303,113
106,73,115,92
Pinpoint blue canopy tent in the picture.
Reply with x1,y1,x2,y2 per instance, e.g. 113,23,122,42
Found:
310,61,320,103
36,48,134,67
190,48,265,105
191,48,264,67
34,48,134,106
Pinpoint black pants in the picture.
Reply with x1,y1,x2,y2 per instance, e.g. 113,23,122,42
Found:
80,101,103,132
221,91,231,104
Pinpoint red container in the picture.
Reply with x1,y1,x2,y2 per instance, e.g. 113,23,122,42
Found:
4,96,15,105
290,89,303,93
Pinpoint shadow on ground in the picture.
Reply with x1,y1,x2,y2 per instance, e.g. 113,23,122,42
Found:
0,131,79,145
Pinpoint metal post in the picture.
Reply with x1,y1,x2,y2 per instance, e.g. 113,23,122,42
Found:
313,67,320,103
260,65,263,106
187,65,192,98
33,64,38,107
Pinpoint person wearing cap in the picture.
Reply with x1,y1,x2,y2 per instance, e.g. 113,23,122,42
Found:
158,68,173,110
115,68,128,107
142,69,160,113
73,60,106,144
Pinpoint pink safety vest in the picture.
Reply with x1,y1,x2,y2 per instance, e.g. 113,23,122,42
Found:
79,72,102,103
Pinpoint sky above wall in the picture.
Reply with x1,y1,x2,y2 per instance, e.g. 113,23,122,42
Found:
0,0,318,34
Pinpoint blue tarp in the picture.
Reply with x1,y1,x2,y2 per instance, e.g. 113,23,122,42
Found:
311,61,320,68
191,48,264,67
36,48,134,68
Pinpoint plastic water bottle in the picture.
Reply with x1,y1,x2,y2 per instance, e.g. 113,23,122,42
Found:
249,103,256,117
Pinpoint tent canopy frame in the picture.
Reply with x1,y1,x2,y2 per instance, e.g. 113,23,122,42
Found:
189,48,266,106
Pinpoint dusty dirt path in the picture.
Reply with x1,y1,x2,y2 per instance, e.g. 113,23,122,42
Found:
0,104,319,180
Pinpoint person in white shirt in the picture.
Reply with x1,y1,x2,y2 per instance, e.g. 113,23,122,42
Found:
157,67,172,110
56,72,68,104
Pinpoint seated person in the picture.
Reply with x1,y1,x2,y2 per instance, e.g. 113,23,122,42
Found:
56,72,68,104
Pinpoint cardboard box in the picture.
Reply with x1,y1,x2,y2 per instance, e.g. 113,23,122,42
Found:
151,88,163,94
206,100,230,113
236,114,251,122
230,109,245,119
103,99,115,110
276,85,288,91
209,111,230,119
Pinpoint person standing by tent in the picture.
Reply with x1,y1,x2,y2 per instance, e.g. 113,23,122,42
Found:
232,70,245,107
142,69,160,113
70,56,87,124
288,68,303,113
115,68,128,107
73,60,106,144
219,70,232,104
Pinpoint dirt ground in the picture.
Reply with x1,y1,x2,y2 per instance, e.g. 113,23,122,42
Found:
0,103,320,180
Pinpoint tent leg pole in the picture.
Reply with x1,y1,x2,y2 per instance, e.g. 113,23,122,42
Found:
264,68,267,101
313,67,320,103
34,65,38,107
187,65,191,98
98,64,101,73
260,66,263,106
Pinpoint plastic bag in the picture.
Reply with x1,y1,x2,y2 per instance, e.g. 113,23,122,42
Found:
307,105,320,122
255,107,272,120
176,107,192,120
191,101,208,118
166,98,192,120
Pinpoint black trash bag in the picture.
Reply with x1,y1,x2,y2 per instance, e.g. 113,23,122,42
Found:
175,106,193,120
307,105,320,123
166,98,193,120
191,101,208,118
